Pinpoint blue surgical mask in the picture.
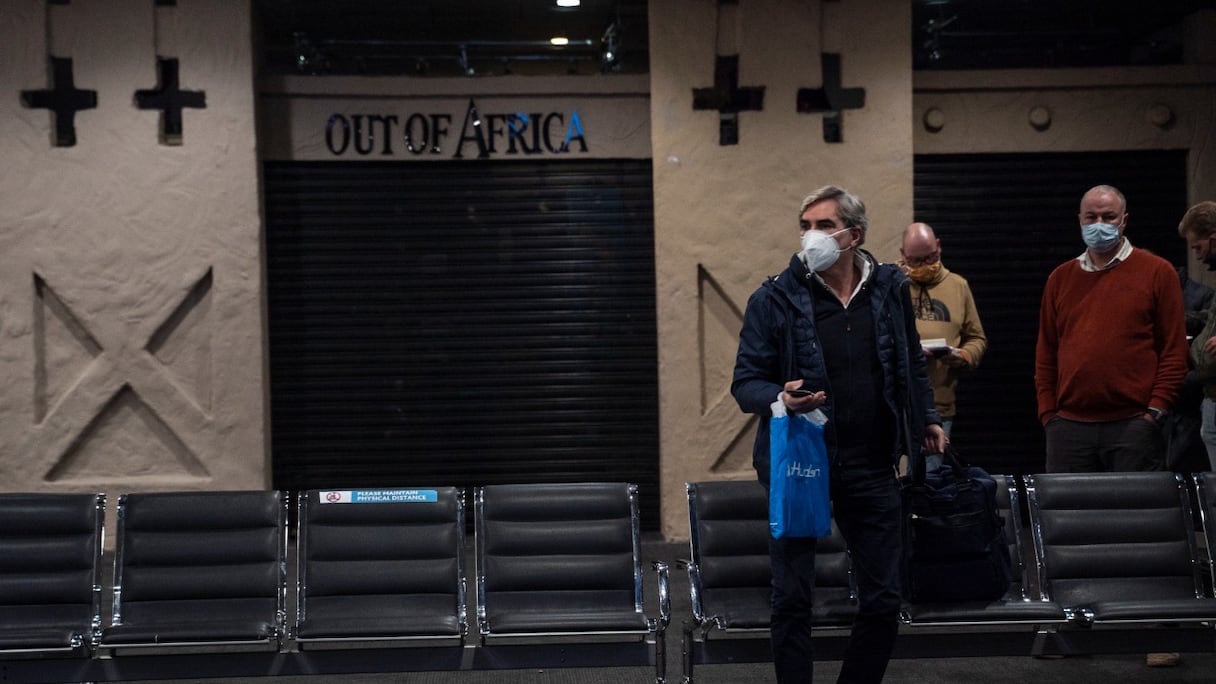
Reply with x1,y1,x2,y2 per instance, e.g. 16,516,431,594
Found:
1081,222,1121,251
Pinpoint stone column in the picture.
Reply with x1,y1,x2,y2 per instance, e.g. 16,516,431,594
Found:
0,0,268,518
649,0,913,538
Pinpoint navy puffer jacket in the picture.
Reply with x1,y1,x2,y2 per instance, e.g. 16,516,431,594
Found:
732,251,940,483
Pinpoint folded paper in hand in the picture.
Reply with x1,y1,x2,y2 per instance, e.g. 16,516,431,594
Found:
921,338,953,356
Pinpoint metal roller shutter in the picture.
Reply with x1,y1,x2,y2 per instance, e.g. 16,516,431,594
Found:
913,150,1188,474
264,159,660,527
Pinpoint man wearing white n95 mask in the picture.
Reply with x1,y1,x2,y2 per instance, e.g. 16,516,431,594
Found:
732,185,946,684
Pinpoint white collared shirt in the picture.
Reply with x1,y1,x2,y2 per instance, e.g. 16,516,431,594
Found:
1076,237,1133,272
809,251,873,302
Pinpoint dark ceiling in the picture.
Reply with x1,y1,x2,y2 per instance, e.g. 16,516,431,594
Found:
913,0,1215,70
255,1,1214,77
255,0,650,77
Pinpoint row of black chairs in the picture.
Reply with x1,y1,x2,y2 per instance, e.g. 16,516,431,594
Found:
683,471,1216,683
7,472,1216,683
0,482,670,683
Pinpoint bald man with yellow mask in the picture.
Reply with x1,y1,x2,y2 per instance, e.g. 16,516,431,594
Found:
899,222,988,442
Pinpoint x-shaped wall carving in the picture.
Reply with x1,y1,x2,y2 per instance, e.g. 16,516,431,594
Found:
30,270,213,482
697,265,758,475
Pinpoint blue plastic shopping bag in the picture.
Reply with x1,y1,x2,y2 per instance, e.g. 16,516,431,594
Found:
769,401,831,538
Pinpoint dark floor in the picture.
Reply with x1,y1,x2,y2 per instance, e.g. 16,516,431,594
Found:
82,535,1216,684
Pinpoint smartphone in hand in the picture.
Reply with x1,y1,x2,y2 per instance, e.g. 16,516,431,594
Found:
787,388,815,397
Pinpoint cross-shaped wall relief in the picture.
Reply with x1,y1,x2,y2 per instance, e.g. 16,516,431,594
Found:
135,57,206,145
21,57,97,147
19,1,207,147
692,55,766,146
797,53,866,143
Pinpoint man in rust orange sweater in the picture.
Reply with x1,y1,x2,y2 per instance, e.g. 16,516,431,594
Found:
1035,185,1188,473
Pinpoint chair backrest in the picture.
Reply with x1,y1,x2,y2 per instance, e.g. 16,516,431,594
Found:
685,480,770,628
1192,472,1216,592
475,482,648,636
295,486,466,642
1025,472,1204,607
0,492,105,655
994,474,1033,601
107,490,287,647
686,480,854,629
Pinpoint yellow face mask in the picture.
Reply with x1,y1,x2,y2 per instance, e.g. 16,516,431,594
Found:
906,261,942,284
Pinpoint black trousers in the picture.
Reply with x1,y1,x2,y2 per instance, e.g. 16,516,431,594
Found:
769,464,903,684
1044,415,1161,473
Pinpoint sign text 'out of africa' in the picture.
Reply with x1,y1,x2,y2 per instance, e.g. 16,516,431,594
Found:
324,97,588,159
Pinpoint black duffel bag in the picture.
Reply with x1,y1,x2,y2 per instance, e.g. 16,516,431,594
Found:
899,446,1012,603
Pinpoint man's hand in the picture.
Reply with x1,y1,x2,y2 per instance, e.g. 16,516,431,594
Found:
1204,337,1216,358
923,423,948,454
941,349,969,368
783,381,826,412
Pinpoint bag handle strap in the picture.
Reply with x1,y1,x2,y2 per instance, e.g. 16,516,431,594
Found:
939,444,973,486
900,290,930,484
909,438,972,481
903,408,924,483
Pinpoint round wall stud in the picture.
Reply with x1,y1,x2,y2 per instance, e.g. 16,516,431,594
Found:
923,107,945,133
1147,103,1175,128
1028,106,1052,131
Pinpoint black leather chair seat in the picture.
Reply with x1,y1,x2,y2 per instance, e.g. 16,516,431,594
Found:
1082,597,1216,623
295,487,467,647
1027,472,1215,643
473,479,666,683
297,595,463,639
701,587,770,629
814,598,863,627
0,628,85,651
904,598,1068,624
700,588,858,630
296,615,462,640
901,474,1072,637
101,491,287,652
101,619,277,645
484,608,651,634
681,481,863,684
113,596,276,622
0,493,103,657
484,589,650,634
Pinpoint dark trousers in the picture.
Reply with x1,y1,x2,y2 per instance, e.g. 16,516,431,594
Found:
770,464,903,684
1044,415,1161,473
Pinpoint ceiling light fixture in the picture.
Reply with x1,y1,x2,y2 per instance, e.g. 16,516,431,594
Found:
550,36,570,46
556,0,581,7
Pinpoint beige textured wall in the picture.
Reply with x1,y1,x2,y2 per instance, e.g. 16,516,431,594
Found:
650,0,913,539
0,0,266,518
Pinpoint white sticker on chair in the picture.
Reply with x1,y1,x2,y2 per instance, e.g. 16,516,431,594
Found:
318,489,439,504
